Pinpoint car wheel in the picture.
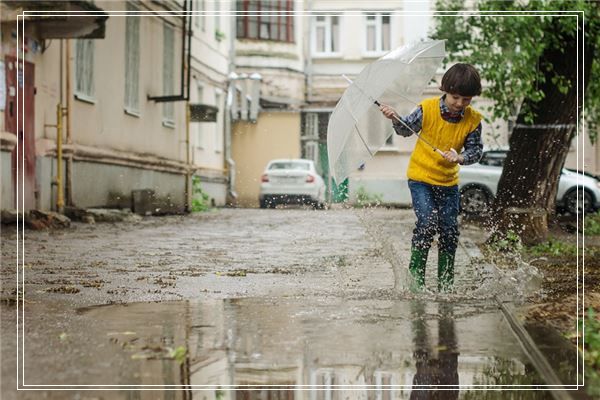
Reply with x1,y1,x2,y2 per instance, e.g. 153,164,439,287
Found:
563,189,594,215
460,186,491,215
259,199,267,209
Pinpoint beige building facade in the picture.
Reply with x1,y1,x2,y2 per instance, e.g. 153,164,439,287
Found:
188,0,233,207
230,0,305,207
2,1,596,213
0,1,229,213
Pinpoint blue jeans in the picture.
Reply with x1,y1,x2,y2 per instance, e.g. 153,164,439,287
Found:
408,180,460,254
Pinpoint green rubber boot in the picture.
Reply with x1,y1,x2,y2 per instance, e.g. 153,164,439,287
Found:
438,251,455,292
409,248,428,291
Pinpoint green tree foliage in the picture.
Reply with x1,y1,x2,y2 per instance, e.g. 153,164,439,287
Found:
433,1,600,243
434,0,600,139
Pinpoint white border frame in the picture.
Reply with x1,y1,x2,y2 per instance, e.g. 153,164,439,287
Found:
13,7,587,392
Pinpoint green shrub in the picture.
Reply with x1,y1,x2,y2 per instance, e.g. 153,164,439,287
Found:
191,176,211,212
354,186,383,208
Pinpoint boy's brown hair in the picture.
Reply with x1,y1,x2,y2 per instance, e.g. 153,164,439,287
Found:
440,63,482,97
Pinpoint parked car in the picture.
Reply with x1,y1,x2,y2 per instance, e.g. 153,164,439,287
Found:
459,150,600,215
259,159,326,209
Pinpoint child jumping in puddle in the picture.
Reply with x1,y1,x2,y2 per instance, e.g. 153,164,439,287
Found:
379,63,484,292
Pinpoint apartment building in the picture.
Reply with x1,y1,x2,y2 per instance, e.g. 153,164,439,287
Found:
1,0,236,213
230,0,306,207
303,0,514,205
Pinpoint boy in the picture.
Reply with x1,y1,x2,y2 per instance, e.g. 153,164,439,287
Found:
380,63,483,292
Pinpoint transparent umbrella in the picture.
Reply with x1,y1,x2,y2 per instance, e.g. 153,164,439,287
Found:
327,40,446,184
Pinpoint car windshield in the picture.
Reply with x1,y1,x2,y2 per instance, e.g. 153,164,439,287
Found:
480,151,507,167
269,162,310,171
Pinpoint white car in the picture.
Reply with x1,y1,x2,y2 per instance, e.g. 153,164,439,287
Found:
459,150,600,215
259,159,326,209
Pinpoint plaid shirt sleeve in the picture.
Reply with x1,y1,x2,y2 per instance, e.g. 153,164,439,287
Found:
460,122,483,165
392,106,422,137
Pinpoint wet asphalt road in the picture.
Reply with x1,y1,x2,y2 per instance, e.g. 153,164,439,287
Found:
0,207,579,399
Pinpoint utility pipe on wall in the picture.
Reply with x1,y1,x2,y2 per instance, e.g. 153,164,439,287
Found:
56,40,64,213
225,0,238,205
56,103,64,213
185,102,191,212
65,38,73,207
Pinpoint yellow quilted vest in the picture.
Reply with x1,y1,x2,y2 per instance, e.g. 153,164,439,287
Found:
407,97,482,186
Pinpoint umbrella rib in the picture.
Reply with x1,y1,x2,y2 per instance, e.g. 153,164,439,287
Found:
354,124,375,157
384,87,419,107
342,94,375,157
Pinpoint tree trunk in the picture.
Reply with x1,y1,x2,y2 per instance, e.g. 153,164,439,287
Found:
491,17,594,244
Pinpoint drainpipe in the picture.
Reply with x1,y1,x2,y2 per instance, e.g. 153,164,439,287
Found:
55,103,64,213
65,38,73,207
185,102,191,212
225,1,238,205
56,41,64,213
225,73,237,206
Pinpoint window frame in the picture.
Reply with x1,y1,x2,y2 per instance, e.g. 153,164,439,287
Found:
74,39,95,103
236,0,295,43
195,83,205,149
312,14,340,57
364,12,391,56
124,4,140,116
214,89,223,153
162,23,176,128
194,0,205,31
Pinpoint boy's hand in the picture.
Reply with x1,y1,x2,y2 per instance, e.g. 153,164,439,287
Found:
379,104,399,121
442,148,464,164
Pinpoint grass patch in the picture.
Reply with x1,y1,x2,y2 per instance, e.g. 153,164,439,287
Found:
585,212,600,235
523,237,600,260
581,307,600,397
526,238,577,257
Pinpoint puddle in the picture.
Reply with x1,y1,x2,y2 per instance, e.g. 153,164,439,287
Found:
74,297,565,398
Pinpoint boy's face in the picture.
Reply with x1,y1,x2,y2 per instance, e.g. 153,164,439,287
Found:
444,93,473,113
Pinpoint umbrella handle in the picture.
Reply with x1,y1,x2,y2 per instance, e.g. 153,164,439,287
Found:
391,114,445,156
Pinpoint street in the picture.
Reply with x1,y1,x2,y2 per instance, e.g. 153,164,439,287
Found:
0,208,580,399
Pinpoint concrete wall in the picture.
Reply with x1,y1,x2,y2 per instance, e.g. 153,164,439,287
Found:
71,161,185,210
232,112,301,207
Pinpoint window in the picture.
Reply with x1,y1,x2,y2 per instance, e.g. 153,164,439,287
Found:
194,0,205,31
236,0,294,42
163,23,175,127
375,371,393,400
310,369,337,400
214,0,221,36
124,4,140,114
269,161,310,171
314,15,339,54
75,39,95,100
214,90,222,152
304,141,318,163
195,85,204,148
365,13,390,53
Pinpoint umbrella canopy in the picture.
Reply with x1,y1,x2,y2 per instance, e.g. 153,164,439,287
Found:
327,40,446,184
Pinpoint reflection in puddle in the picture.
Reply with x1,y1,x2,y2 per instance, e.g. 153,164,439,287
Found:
81,298,552,399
